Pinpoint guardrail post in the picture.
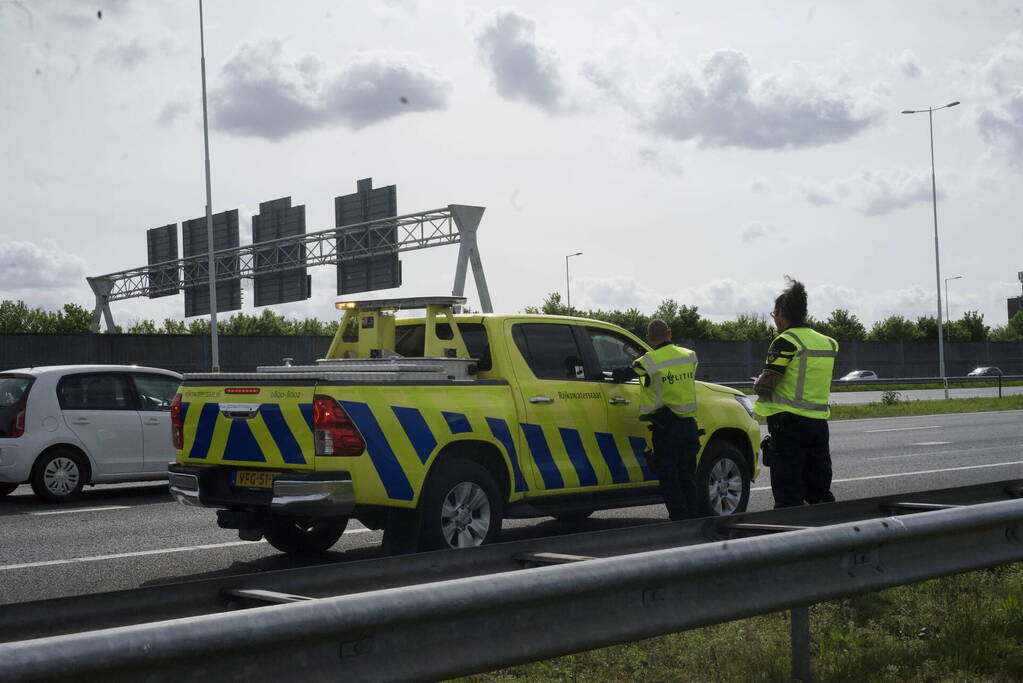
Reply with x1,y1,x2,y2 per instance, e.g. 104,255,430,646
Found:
791,605,812,682
999,373,1002,398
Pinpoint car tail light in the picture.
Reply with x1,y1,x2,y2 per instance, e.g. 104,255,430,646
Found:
9,403,26,438
170,394,183,450
312,395,364,456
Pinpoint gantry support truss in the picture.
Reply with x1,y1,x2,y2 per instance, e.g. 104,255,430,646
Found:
87,204,491,332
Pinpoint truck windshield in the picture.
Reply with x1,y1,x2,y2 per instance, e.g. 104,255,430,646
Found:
395,323,491,370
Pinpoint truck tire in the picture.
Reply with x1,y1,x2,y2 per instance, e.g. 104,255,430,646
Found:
418,459,503,550
30,448,88,502
262,516,348,554
696,441,750,517
0,482,18,497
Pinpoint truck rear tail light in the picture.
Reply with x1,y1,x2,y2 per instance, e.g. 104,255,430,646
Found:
312,395,365,457
9,403,25,438
170,394,183,450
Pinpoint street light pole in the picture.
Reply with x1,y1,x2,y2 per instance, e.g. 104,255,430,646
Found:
198,0,219,372
944,275,962,342
902,100,959,398
565,252,582,313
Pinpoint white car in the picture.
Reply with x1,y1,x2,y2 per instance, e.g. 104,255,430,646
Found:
0,365,182,502
837,370,878,382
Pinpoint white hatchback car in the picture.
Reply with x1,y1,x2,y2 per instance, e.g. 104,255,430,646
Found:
0,365,182,502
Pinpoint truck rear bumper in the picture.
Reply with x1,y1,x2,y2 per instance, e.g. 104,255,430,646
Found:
168,465,355,517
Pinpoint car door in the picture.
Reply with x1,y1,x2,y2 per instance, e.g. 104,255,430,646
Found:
582,326,658,484
130,373,182,472
58,373,143,474
507,321,610,494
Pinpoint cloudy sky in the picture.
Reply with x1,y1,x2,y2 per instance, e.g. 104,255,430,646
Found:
2,1,1022,330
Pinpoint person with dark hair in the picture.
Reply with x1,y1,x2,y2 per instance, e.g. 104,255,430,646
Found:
613,319,700,520
753,277,839,507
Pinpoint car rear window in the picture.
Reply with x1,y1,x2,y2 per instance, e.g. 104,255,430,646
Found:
0,376,33,408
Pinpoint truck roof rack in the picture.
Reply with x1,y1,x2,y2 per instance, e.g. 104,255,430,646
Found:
335,296,467,312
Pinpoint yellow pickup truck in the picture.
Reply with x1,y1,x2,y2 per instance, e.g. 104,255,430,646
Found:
169,297,760,554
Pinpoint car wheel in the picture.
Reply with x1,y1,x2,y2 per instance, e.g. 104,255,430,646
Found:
418,459,503,551
696,441,750,517
30,449,88,502
262,516,348,555
0,482,18,497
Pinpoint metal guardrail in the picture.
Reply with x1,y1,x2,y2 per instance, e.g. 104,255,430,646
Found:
720,374,1023,391
1,481,1023,682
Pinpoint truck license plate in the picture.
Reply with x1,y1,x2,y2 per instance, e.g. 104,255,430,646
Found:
233,471,279,489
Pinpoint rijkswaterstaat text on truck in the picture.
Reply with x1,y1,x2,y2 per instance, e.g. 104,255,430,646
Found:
169,296,761,554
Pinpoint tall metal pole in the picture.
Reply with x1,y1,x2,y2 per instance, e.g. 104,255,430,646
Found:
565,252,581,313
199,0,219,372
904,101,957,397
565,255,570,312
927,108,946,398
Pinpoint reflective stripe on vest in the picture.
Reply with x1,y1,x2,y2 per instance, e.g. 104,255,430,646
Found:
636,346,698,417
756,328,838,419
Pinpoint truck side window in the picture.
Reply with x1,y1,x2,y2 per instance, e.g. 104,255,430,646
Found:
587,328,644,374
514,323,586,381
395,323,492,371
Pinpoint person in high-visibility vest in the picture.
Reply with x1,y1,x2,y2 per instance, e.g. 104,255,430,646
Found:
614,319,701,520
754,277,838,508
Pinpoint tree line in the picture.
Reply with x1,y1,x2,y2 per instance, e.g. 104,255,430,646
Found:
0,296,1021,341
524,293,1023,343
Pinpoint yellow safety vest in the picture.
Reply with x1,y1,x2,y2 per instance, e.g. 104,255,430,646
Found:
754,327,838,420
633,344,698,417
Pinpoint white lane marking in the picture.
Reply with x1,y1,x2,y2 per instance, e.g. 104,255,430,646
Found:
0,528,374,572
867,443,1023,462
864,425,941,433
752,459,1023,491
910,441,952,446
29,506,131,516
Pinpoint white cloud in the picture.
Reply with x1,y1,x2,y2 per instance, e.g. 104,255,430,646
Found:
796,168,936,215
475,9,572,114
963,33,1023,172
636,146,684,176
569,276,660,312
210,38,451,140
157,97,189,126
891,49,923,78
641,50,884,150
0,238,87,299
751,176,768,193
740,222,777,243
95,38,148,69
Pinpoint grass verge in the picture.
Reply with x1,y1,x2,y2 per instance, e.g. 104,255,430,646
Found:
739,380,1023,395
829,394,1023,420
463,563,1023,683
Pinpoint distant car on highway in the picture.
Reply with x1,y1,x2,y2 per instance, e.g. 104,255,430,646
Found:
0,365,182,502
967,366,1003,377
837,370,878,382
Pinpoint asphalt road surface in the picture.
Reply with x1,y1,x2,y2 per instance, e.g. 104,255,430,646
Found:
2,409,1021,606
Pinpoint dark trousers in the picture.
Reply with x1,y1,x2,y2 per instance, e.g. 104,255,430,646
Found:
766,412,835,508
650,415,700,520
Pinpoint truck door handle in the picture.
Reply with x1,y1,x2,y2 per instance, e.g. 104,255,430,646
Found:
529,396,554,404
143,418,161,426
608,397,631,405
70,418,89,425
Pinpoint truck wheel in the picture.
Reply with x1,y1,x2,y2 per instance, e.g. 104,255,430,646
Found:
30,449,87,502
696,441,750,517
419,459,503,550
262,516,348,554
0,482,18,497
